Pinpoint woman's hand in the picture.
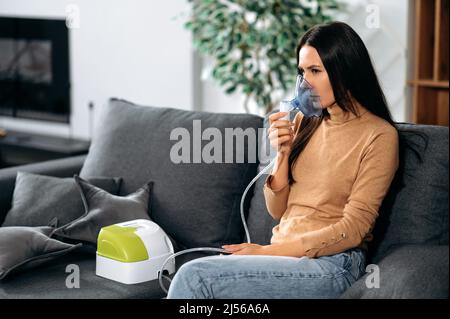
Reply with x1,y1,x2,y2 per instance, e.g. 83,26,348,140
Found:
222,243,267,255
268,112,295,156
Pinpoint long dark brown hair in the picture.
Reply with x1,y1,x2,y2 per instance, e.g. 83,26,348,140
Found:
288,21,428,185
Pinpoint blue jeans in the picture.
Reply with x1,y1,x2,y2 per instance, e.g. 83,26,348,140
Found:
167,248,366,299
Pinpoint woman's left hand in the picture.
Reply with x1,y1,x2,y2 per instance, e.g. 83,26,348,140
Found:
222,243,267,255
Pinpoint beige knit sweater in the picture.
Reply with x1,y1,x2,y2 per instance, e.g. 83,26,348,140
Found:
264,103,399,258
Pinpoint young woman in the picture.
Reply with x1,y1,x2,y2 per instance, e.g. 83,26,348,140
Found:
167,21,402,299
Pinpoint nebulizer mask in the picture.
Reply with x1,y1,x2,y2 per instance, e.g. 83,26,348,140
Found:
156,74,325,294
279,74,323,119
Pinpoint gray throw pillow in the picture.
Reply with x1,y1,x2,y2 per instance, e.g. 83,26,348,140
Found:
2,171,122,228
0,226,81,280
52,175,152,244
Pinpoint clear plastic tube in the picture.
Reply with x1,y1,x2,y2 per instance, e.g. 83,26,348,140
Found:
240,158,276,243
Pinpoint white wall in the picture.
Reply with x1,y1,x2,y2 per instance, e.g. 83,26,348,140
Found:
200,0,412,122
0,0,193,139
339,0,410,122
0,0,413,139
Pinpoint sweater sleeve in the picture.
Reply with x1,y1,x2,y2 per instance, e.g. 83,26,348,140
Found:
297,127,400,258
263,111,304,219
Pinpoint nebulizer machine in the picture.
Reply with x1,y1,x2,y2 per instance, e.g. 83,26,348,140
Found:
95,74,323,292
96,219,175,284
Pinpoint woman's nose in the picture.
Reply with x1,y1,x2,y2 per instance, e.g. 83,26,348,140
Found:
302,76,313,89
303,74,311,83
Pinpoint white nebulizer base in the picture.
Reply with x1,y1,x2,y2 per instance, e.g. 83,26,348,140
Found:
96,252,175,284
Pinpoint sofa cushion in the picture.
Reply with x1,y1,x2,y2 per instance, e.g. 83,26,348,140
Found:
0,248,164,298
340,244,449,299
0,245,214,299
2,172,121,228
80,99,262,249
52,175,152,245
0,226,81,280
370,124,449,262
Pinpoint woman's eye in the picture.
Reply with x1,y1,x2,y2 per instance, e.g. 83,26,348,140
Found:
312,69,320,74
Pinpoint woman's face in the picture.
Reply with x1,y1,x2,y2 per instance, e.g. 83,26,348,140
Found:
298,45,335,108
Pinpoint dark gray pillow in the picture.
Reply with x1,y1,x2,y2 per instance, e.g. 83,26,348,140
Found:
52,175,152,244
79,98,262,249
2,171,122,228
0,226,81,280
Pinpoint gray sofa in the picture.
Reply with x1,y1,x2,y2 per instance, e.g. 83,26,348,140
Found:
0,99,448,299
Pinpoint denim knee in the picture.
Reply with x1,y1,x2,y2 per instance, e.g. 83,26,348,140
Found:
167,258,213,299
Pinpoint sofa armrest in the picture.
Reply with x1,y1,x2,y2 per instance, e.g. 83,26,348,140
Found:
0,155,86,224
341,244,449,299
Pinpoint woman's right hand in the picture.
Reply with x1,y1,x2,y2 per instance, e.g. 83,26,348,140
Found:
268,112,295,157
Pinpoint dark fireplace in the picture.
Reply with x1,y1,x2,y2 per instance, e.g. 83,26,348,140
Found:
0,17,70,123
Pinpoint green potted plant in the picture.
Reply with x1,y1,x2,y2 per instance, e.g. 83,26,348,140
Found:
185,0,342,114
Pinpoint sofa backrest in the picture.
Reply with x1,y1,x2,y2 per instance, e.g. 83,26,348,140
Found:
80,99,263,250
370,123,449,262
